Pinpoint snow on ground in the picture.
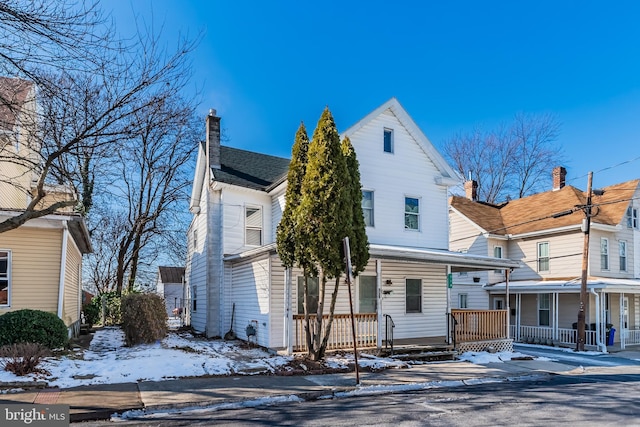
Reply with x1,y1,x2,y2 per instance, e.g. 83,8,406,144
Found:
457,351,533,364
0,327,294,389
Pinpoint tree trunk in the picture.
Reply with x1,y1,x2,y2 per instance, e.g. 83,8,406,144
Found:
310,272,327,361
317,276,341,360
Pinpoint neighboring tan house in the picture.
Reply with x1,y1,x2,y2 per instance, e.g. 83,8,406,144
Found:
185,98,519,354
449,167,640,351
0,77,92,337
156,266,186,318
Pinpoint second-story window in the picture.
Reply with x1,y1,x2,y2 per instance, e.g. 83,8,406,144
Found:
601,237,609,270
405,197,420,231
620,240,627,272
537,242,549,272
494,245,503,273
383,128,394,153
245,206,262,246
362,190,374,227
627,207,638,228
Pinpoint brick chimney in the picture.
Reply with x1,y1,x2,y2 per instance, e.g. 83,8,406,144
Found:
552,166,566,191
464,180,478,201
206,109,221,170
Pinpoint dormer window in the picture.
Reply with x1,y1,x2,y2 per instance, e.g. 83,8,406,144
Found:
383,128,394,153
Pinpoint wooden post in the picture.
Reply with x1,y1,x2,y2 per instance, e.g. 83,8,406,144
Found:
577,172,593,351
343,237,360,385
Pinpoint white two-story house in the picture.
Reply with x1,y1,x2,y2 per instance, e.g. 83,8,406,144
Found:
186,98,519,354
449,167,640,351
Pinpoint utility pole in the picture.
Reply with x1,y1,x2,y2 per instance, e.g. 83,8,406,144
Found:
577,172,593,352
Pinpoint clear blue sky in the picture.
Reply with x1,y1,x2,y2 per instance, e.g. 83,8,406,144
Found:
110,1,640,190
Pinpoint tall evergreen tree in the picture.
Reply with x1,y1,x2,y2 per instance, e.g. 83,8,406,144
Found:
298,107,351,360
276,122,310,271
341,136,370,275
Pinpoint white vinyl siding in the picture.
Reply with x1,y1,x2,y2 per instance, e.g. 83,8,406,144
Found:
231,258,270,348
601,238,609,271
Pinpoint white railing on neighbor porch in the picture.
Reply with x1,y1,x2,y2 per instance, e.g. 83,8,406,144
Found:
510,325,597,347
625,329,640,345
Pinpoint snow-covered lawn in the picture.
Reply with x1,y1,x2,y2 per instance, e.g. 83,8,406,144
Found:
0,327,576,391
0,327,408,389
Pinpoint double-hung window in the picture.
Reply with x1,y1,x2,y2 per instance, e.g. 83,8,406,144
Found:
601,238,609,270
537,242,549,272
627,207,638,229
0,251,9,305
358,275,377,313
620,241,627,272
297,277,319,314
494,246,503,273
362,190,374,227
405,278,422,313
245,206,263,246
383,128,393,153
404,197,420,231
538,293,550,326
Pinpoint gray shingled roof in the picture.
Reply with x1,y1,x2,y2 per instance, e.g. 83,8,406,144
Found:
214,146,290,191
158,266,185,284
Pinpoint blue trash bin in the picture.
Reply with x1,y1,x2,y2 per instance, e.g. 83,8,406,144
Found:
607,328,616,346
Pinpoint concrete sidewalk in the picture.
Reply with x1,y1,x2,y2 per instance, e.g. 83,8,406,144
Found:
0,356,593,423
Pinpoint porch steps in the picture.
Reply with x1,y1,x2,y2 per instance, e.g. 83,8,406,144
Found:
378,345,457,362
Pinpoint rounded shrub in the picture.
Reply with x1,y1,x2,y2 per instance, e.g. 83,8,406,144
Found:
121,293,167,346
0,309,68,349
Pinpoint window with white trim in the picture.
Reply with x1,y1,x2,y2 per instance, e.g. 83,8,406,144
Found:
626,207,638,229
538,293,550,326
601,237,609,270
362,190,374,227
245,206,263,246
0,251,9,305
494,245,503,273
458,293,468,309
404,197,420,231
297,276,319,314
405,278,422,313
620,240,627,272
537,242,549,272
193,229,198,251
358,275,377,313
383,128,394,153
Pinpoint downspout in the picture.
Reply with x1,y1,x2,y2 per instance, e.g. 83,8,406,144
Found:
591,288,606,353
446,265,452,343
57,221,69,321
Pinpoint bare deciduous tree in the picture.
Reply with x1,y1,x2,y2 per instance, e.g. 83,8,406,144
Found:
444,113,563,203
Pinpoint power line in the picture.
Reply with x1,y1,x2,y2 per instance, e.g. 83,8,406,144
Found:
568,155,640,184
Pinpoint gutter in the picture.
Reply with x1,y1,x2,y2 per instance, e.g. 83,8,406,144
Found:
591,288,607,353
57,221,69,322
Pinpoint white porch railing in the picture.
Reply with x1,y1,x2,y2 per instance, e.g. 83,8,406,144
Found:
510,325,597,346
625,329,640,345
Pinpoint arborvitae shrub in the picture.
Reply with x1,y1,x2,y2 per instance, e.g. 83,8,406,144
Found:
121,293,167,346
0,309,68,349
82,298,100,325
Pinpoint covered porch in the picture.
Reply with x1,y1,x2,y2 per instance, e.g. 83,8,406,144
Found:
486,278,640,351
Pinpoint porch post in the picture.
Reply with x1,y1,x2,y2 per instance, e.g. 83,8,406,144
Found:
376,259,382,349
554,292,559,341
447,265,452,343
620,293,626,350
516,294,521,342
505,269,510,339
